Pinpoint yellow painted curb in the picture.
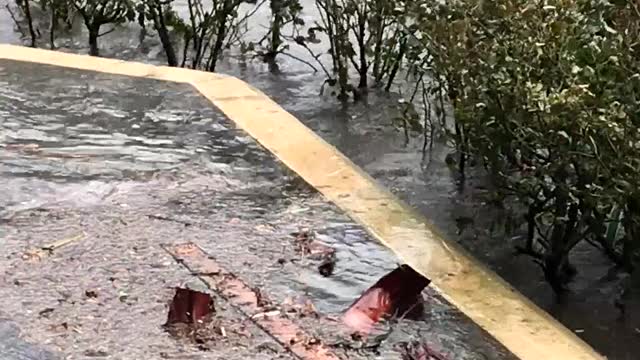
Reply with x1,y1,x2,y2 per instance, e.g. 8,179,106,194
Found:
0,44,604,360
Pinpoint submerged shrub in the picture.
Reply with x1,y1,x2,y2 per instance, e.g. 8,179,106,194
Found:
407,0,640,293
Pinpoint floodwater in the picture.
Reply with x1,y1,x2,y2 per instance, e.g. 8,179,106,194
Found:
0,1,639,359
0,60,515,359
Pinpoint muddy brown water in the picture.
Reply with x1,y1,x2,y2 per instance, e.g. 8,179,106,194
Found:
1,2,639,359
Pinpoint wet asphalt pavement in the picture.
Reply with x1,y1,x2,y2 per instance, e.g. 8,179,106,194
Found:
0,60,517,359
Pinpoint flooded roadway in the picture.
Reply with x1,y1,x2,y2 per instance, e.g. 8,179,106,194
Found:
1,1,639,359
0,59,517,359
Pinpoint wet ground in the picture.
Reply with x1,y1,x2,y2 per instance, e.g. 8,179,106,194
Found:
1,1,640,359
0,59,516,359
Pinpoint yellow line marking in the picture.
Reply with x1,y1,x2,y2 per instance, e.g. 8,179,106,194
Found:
0,44,604,360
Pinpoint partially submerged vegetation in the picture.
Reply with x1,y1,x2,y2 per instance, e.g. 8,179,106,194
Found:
6,0,640,299
408,0,640,295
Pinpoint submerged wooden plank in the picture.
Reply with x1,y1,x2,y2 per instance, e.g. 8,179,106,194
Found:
163,242,342,360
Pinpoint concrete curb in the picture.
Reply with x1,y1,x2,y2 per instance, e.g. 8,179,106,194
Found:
0,44,605,360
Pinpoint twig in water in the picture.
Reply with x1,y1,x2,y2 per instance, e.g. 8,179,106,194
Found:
288,36,332,78
41,232,86,252
147,214,194,227
23,232,86,261
280,51,318,72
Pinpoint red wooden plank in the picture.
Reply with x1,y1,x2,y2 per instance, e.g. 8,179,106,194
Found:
164,242,342,360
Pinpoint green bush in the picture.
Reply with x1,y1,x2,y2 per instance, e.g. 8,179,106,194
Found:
406,0,640,293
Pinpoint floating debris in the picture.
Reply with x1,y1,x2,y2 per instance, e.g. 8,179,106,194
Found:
52,322,67,331
84,349,109,357
291,229,338,277
282,296,319,318
165,287,215,326
328,330,392,355
317,253,336,277
251,310,281,319
22,232,85,261
38,307,55,318
291,229,337,262
147,214,193,227
396,340,448,360
251,286,271,308
343,265,430,335
291,229,315,255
